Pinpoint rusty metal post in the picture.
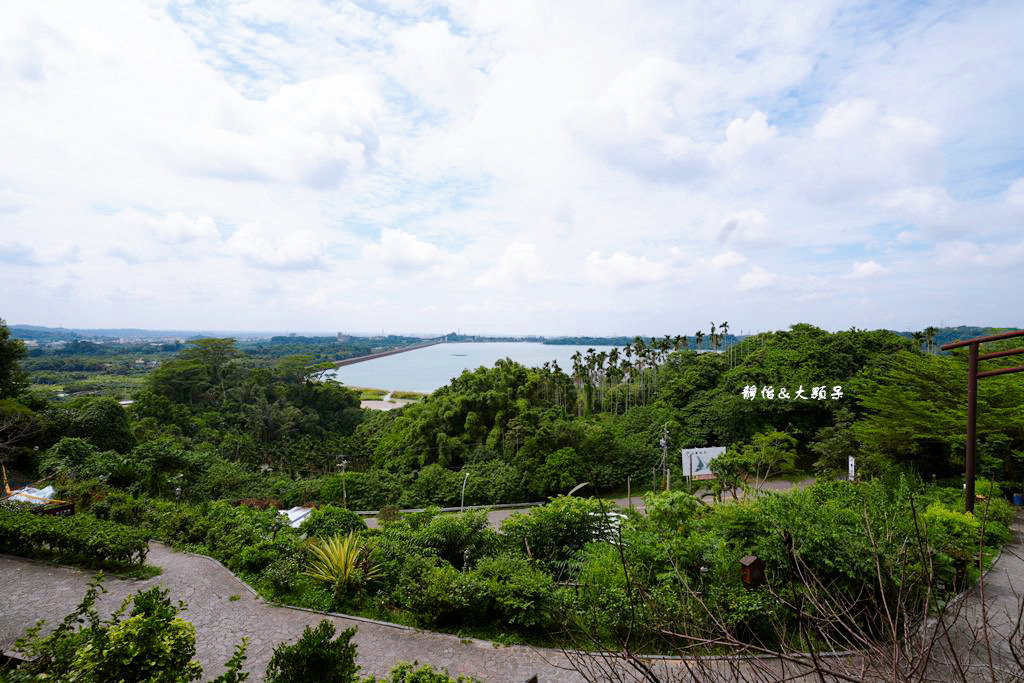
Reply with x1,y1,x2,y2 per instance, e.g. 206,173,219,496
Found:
965,343,978,513
942,329,1024,514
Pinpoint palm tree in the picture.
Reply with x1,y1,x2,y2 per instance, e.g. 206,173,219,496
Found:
709,322,717,351
719,321,729,348
681,334,689,351
924,326,939,354
695,330,704,352
911,331,924,352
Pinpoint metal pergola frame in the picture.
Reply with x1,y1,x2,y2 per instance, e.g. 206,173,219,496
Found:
940,329,1024,512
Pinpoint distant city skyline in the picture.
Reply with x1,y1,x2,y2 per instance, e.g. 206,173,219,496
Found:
2,1,1022,334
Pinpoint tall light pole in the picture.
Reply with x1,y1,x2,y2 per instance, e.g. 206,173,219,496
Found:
941,329,1024,513
460,472,469,512
336,456,349,508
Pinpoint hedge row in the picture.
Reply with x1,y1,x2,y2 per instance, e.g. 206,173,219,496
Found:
0,507,149,566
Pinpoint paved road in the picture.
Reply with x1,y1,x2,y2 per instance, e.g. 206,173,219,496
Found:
364,478,818,529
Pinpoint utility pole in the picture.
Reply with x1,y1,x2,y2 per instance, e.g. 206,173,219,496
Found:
660,423,669,491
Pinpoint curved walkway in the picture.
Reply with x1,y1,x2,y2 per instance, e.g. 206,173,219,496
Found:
0,543,587,681
2,509,1021,682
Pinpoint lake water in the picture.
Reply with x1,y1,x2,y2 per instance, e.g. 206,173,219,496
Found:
326,342,616,393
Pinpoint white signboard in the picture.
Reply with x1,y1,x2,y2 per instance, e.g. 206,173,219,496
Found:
682,446,726,481
848,456,856,482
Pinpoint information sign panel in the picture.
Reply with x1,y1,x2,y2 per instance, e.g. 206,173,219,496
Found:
681,446,726,480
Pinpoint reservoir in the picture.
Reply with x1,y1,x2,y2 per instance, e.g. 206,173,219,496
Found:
326,341,615,394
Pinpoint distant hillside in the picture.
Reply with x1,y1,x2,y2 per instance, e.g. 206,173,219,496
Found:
10,324,298,342
889,325,1022,349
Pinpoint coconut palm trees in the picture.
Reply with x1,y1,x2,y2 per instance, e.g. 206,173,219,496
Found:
924,326,939,353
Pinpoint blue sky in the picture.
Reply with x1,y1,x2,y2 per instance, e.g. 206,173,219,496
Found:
0,0,1021,336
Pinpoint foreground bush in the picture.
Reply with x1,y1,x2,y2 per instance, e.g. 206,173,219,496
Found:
3,577,246,683
265,619,478,683
299,505,367,538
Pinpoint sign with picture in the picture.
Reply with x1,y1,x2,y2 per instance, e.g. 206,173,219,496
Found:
681,446,726,481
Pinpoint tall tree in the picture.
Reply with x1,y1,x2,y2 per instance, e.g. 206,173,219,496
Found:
694,331,704,352
0,319,29,399
924,326,939,354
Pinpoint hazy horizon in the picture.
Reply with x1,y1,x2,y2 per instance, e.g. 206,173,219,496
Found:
9,320,1018,341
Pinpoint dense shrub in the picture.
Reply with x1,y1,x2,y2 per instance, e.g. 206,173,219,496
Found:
473,554,555,628
264,620,358,683
0,507,148,566
414,509,496,569
364,662,480,683
412,564,488,626
299,505,367,538
499,496,616,568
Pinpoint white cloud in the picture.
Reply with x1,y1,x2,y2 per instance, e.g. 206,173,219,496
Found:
227,222,325,270
363,229,455,272
881,187,955,224
735,266,779,291
716,210,772,246
585,251,669,288
934,241,1024,268
0,1,1021,332
711,251,746,268
844,260,890,279
1007,178,1024,207
712,111,778,165
176,75,382,189
475,242,550,288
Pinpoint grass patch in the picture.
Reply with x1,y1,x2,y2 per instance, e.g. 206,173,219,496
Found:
229,594,241,601
357,388,387,400
390,390,427,400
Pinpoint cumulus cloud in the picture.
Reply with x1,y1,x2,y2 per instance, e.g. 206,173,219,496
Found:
1,1,1021,331
844,260,890,279
363,229,455,272
177,75,382,189
711,251,746,268
881,187,956,226
585,251,669,288
711,111,779,165
735,266,779,291
934,241,1024,268
227,222,326,270
475,242,549,288
803,98,943,200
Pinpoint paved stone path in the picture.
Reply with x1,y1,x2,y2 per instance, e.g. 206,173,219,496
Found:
3,500,1020,683
923,513,1024,681
0,544,594,681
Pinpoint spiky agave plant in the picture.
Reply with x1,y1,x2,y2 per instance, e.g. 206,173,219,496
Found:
303,532,381,592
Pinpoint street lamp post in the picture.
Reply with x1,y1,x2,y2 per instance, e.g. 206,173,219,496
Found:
336,457,349,508
460,472,469,512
